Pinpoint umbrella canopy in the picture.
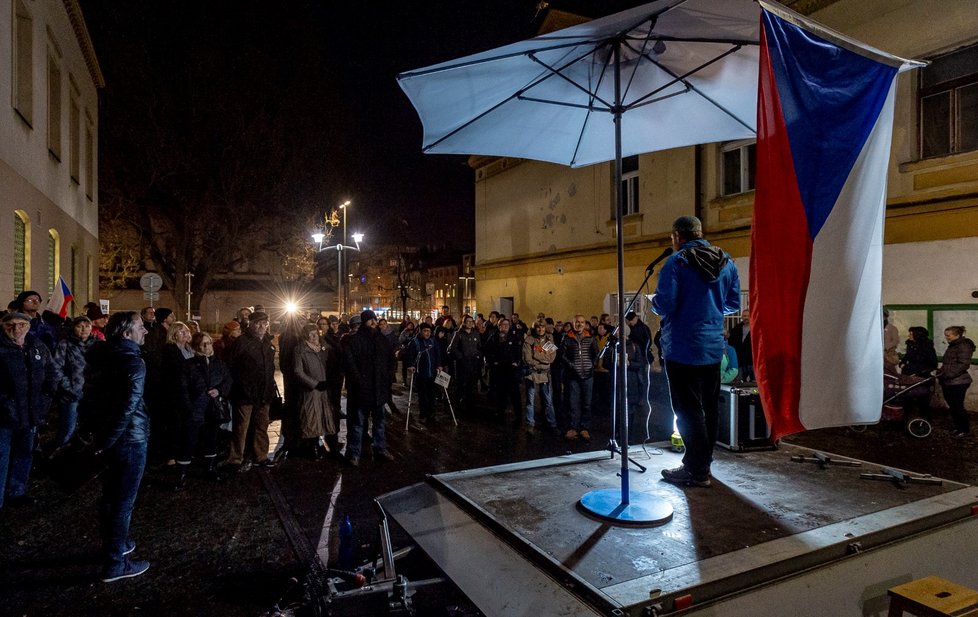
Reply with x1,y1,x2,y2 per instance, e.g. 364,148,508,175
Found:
398,0,760,167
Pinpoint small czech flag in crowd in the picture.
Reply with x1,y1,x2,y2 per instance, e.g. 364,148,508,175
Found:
46,275,74,319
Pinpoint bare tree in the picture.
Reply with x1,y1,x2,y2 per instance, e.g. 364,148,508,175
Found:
94,6,345,312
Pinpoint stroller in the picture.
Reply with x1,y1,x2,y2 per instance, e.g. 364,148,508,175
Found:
880,371,935,438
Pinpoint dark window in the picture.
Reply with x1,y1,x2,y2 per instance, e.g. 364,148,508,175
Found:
617,155,640,216
721,141,756,196
14,1,33,125
919,43,978,158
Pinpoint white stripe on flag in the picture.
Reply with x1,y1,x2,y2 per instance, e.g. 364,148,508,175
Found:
797,83,895,430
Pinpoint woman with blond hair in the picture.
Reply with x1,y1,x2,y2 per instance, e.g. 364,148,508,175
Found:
939,326,976,437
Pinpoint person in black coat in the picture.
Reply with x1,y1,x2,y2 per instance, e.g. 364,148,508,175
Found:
484,318,523,424
175,333,232,486
728,312,753,382
342,310,394,465
900,326,938,377
85,311,152,581
226,312,276,470
0,312,57,509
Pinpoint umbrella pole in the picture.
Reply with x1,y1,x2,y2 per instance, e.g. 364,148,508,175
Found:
579,40,671,527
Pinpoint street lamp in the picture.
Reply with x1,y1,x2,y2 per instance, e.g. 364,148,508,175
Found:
339,201,351,313
459,274,475,316
311,202,360,315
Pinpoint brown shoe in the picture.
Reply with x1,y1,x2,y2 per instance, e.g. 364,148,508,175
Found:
565,429,578,441
579,430,591,442
375,450,395,462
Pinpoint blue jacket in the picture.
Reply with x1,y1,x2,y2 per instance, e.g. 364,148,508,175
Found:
652,239,740,365
83,338,150,449
0,333,57,429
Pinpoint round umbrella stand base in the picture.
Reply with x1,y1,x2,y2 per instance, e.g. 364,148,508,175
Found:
579,488,673,526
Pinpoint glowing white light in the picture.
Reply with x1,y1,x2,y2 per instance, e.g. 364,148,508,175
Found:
285,301,298,314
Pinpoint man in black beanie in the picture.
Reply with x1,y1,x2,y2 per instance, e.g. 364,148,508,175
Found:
13,290,58,352
342,310,395,465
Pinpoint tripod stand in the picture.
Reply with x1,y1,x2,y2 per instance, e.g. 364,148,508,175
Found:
598,336,647,473
598,262,660,474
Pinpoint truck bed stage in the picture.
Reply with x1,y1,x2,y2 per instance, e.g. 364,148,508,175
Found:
377,442,978,616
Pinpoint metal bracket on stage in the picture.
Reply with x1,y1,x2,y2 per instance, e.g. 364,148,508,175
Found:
608,440,647,473
860,466,943,486
790,451,863,469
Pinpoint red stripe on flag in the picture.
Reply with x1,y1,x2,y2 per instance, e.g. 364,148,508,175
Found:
751,22,811,441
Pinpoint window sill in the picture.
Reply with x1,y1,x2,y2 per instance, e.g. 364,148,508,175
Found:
899,149,978,173
709,190,756,209
604,212,643,227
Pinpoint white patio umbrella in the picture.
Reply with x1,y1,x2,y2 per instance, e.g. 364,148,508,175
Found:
398,0,764,524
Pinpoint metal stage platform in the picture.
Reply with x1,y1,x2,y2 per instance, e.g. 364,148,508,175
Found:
377,442,978,616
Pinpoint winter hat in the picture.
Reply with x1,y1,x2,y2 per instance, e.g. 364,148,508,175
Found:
360,310,377,323
14,290,41,309
2,311,31,324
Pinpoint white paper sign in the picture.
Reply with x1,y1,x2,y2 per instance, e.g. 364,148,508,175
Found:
434,371,451,388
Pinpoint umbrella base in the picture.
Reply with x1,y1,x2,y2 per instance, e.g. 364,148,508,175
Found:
578,488,673,526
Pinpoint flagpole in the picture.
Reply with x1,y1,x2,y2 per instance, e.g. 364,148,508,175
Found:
578,39,672,526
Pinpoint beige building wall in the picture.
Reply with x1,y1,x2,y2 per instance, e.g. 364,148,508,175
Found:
474,0,978,322
0,0,102,307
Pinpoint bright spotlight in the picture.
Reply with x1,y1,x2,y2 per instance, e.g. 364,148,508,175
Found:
285,301,298,314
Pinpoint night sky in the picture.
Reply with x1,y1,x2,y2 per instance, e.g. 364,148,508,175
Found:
81,1,645,247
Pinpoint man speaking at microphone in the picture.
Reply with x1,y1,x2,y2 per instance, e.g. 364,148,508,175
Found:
652,216,740,488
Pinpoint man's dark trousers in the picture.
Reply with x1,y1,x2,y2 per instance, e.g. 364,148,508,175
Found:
665,360,721,477
99,439,148,570
417,376,437,419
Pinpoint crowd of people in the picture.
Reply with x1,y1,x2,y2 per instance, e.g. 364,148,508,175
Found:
2,216,975,581
271,305,663,459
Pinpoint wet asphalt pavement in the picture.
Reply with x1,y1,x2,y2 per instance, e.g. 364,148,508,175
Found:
1,372,976,616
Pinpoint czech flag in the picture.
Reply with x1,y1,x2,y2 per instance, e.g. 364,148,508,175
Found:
46,275,74,319
750,3,919,441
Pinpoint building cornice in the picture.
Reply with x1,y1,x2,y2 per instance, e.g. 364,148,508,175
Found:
62,0,105,88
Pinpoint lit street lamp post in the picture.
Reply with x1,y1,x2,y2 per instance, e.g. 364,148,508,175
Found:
312,205,361,315
458,274,475,317
339,200,350,314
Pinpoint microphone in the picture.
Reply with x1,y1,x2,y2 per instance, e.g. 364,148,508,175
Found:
645,247,674,272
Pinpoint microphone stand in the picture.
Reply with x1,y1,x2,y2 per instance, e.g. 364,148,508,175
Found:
597,261,662,473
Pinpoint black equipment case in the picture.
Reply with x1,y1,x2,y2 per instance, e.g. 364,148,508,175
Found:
717,384,776,451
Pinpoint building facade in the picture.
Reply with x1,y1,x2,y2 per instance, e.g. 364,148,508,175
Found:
1,0,102,308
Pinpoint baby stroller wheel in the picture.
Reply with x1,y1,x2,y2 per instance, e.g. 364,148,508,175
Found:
906,417,931,439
